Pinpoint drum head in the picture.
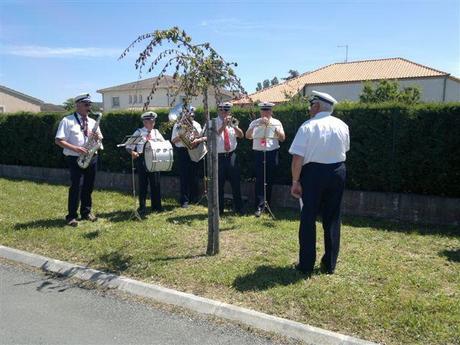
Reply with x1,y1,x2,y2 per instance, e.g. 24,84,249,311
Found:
143,140,154,172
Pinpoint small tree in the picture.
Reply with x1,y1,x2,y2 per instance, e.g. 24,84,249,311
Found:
282,69,300,81
262,79,270,89
271,77,279,86
120,27,245,255
360,80,421,104
63,98,75,111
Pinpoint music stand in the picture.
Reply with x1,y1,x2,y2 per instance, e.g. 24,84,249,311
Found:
253,124,279,219
117,135,144,221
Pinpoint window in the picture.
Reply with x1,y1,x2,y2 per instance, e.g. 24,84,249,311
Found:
139,95,142,103
129,95,132,104
0,105,5,113
133,95,137,104
112,97,120,108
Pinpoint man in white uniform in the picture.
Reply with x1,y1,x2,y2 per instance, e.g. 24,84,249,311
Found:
246,102,285,217
55,93,103,226
126,111,165,215
215,102,244,215
171,107,206,208
289,91,350,275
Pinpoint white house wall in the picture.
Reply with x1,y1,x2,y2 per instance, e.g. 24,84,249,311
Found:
303,77,460,103
0,91,41,113
100,87,229,111
445,78,460,102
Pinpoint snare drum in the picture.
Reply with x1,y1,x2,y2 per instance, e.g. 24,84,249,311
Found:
143,140,174,172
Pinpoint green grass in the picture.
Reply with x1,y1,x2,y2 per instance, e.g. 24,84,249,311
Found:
0,178,459,345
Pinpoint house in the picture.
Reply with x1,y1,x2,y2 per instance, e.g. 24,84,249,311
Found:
97,76,235,111
0,85,43,113
234,58,460,105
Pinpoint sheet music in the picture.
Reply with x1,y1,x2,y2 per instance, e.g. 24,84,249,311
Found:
252,125,279,139
116,135,144,147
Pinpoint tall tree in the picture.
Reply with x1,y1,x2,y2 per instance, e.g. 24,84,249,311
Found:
262,79,270,89
256,82,262,91
120,27,245,255
271,77,279,86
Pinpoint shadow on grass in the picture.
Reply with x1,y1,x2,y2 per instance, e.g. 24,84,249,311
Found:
82,230,100,240
98,251,132,274
150,253,207,263
342,216,460,237
439,249,460,262
13,218,67,230
166,213,208,224
233,265,309,292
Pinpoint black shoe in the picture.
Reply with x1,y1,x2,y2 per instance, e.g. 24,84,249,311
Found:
320,261,334,275
181,202,189,209
151,206,164,213
81,213,98,222
254,208,262,217
294,264,312,276
67,218,78,227
137,207,147,216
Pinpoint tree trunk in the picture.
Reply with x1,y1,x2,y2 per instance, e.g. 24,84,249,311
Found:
204,89,219,255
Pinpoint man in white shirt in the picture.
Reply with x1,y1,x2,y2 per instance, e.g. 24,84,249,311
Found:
55,93,103,227
289,91,350,275
126,111,165,215
215,102,244,215
171,107,206,208
246,102,285,217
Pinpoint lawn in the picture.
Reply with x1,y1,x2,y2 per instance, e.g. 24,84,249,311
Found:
0,178,459,345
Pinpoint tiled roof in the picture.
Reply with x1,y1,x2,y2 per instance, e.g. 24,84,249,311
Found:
97,76,178,92
235,58,455,104
0,85,43,105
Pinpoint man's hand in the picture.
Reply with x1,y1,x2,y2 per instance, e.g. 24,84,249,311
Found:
131,151,139,159
74,146,88,154
90,132,101,140
291,181,302,199
260,117,269,126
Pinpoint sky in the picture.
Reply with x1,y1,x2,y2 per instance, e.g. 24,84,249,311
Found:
0,0,459,105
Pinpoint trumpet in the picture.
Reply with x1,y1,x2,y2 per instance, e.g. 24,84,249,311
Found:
227,116,239,128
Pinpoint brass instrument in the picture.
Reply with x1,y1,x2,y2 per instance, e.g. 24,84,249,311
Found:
169,103,207,162
229,116,239,128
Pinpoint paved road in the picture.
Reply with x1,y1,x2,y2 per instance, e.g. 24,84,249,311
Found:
0,262,291,345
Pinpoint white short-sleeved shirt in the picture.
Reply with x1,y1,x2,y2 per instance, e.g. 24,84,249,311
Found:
248,117,284,151
289,111,350,165
213,116,239,153
126,127,165,153
171,120,203,148
55,113,103,156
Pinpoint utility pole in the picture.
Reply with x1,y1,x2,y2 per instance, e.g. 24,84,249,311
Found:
337,45,349,62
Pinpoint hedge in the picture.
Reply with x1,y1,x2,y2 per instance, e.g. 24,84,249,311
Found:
1,103,459,198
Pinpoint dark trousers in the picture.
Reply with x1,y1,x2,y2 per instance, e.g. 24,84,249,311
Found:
218,151,243,214
298,162,346,273
177,147,199,205
65,155,97,221
135,157,162,210
254,149,279,209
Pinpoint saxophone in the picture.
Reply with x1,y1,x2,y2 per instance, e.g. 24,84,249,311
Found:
77,111,103,169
